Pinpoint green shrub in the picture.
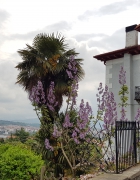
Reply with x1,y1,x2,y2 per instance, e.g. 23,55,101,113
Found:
0,143,44,180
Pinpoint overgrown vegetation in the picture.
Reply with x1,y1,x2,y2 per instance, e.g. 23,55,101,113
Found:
15,32,138,179
0,142,43,180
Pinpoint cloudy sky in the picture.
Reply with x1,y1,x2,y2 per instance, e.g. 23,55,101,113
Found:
0,0,140,122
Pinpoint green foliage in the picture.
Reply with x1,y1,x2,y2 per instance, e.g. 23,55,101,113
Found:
24,134,40,155
0,143,44,180
14,127,30,143
118,85,129,107
0,138,4,143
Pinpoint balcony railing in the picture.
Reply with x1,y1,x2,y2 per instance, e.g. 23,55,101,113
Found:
115,121,140,173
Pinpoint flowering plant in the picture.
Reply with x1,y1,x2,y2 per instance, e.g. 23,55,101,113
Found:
29,72,118,177
118,66,128,121
97,83,117,131
28,59,134,178
135,108,140,122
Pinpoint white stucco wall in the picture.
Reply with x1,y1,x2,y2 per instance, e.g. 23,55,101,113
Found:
125,30,138,47
106,54,140,121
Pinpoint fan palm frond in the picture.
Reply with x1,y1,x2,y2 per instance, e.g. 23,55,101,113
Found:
33,33,67,58
16,32,85,109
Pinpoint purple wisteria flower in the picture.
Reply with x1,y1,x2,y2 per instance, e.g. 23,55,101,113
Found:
119,66,126,85
74,138,80,144
97,83,117,130
79,131,86,139
66,55,78,80
70,99,92,144
63,113,73,128
62,97,92,144
118,66,128,121
78,100,92,128
45,138,54,151
72,130,77,138
135,108,140,122
120,107,128,121
96,83,105,110
79,100,92,118
47,81,58,111
66,70,73,79
52,125,62,138
46,74,92,146
70,81,79,106
29,80,46,104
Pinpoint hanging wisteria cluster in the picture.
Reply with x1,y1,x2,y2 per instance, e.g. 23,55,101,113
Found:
29,55,78,108
70,81,79,107
62,99,92,144
52,124,62,138
118,66,128,121
119,66,140,122
66,55,78,80
29,80,58,112
96,83,117,130
120,107,128,121
135,108,140,122
29,80,46,104
119,66,126,85
45,138,54,151
45,80,92,150
46,81,58,111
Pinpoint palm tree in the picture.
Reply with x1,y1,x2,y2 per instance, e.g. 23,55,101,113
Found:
16,33,85,178
16,33,84,110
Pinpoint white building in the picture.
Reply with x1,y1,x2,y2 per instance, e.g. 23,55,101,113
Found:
94,24,140,121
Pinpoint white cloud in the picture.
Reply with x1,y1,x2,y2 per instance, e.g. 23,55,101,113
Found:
0,0,140,121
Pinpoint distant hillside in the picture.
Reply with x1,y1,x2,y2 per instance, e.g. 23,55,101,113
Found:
0,120,26,126
0,120,40,128
13,118,40,124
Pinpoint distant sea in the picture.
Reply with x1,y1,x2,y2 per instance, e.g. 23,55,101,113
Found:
13,118,40,124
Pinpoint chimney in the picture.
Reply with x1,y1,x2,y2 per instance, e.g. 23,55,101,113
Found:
125,24,138,47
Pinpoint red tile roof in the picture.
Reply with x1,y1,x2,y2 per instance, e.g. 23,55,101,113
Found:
93,45,140,64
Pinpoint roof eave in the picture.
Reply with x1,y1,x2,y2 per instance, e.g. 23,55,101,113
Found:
93,45,140,63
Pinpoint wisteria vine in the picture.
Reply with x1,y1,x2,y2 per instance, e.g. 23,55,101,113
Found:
118,66,128,121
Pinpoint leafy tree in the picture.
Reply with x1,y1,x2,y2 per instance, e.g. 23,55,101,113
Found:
0,138,4,143
0,143,44,180
14,127,29,143
25,134,41,154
